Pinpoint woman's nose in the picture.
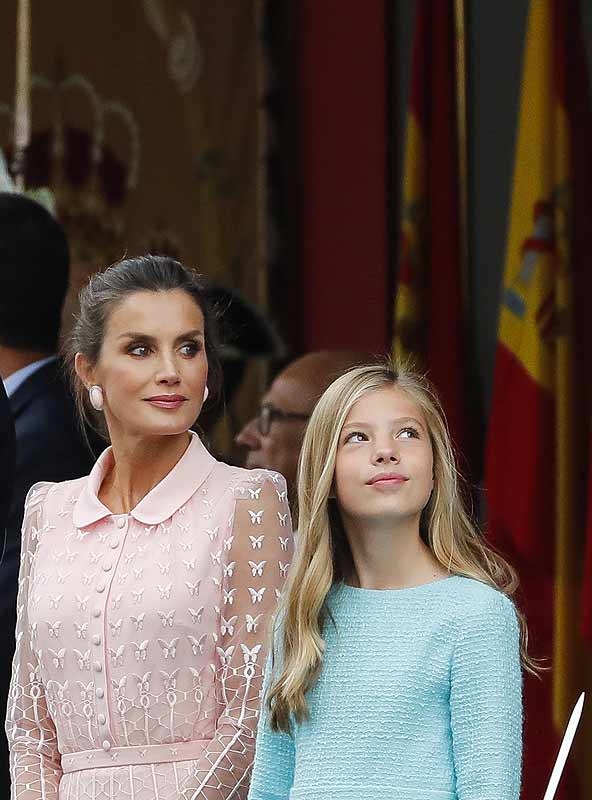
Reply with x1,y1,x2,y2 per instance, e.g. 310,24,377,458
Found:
155,353,181,383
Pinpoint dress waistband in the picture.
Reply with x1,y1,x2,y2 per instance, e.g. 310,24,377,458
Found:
61,739,208,774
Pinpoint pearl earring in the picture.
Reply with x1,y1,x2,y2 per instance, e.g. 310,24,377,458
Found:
203,386,209,403
88,385,104,411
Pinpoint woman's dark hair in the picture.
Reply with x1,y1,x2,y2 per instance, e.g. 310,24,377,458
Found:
64,254,222,441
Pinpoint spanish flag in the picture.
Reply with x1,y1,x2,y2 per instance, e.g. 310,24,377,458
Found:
485,2,592,798
393,0,468,462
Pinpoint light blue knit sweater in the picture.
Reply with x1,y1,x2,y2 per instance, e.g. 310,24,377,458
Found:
248,575,523,800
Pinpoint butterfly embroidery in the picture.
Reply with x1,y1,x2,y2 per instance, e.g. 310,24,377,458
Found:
75,595,89,611
109,619,123,637
74,622,88,640
125,552,136,564
159,541,171,555
46,621,61,638
245,613,262,633
158,562,171,575
188,607,204,624
185,580,201,598
223,588,237,606
216,645,235,666
159,524,171,536
133,568,143,580
223,560,235,577
112,594,123,611
241,643,262,664
211,551,222,567
137,544,148,557
82,572,97,586
89,551,101,565
223,536,234,551
249,487,262,500
278,512,288,527
180,540,192,551
248,587,266,604
183,559,196,570
56,571,71,585
221,616,237,636
73,649,90,671
130,613,145,631
279,536,290,551
187,633,206,656
117,573,129,586
158,638,179,659
144,526,155,536
132,640,149,661
98,532,108,544
249,535,265,550
132,588,144,604
159,669,179,690
57,506,69,518
48,594,63,610
49,648,66,669
134,672,151,694
248,510,264,526
158,584,172,600
158,610,176,628
249,560,266,577
276,490,287,502
176,521,190,534
109,645,125,667
279,562,290,578
204,527,219,542
270,473,282,483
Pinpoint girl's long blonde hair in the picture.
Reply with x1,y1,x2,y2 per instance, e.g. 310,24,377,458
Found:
267,359,537,733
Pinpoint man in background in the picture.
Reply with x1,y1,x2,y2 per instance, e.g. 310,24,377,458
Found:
235,350,372,506
0,192,100,790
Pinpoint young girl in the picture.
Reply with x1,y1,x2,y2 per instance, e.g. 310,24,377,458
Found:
248,361,530,800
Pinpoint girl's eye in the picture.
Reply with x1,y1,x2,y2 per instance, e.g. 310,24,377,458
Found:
398,427,419,439
344,431,367,444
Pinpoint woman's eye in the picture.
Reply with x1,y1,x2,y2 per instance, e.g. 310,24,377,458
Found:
180,342,200,357
398,427,419,439
129,344,150,357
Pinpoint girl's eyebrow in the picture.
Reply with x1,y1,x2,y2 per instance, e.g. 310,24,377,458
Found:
341,416,426,432
118,329,204,342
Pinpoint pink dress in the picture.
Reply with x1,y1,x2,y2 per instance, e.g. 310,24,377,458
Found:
6,433,293,800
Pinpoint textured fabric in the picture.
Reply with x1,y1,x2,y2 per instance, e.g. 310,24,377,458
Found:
3,356,59,398
6,433,294,799
249,576,523,800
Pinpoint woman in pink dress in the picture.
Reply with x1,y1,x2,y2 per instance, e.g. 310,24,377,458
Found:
6,255,293,800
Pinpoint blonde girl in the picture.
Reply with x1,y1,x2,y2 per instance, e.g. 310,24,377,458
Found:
248,360,530,800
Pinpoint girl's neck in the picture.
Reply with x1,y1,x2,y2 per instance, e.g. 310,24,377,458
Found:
98,430,191,514
342,515,448,590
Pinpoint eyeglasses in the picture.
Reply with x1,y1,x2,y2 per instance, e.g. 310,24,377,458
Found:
256,403,310,436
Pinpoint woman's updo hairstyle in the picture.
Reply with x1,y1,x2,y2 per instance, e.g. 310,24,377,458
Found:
64,254,222,441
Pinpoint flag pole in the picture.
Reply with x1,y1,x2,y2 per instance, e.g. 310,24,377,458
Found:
13,0,31,191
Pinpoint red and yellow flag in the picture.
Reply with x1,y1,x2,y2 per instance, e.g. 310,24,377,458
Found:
486,2,592,798
393,0,468,462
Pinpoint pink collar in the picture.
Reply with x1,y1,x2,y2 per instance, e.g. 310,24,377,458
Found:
73,432,217,528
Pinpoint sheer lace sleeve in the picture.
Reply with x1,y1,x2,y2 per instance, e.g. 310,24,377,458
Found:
6,482,62,799
182,471,294,800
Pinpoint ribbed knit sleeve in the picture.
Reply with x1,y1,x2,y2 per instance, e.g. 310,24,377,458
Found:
247,651,295,800
450,591,523,800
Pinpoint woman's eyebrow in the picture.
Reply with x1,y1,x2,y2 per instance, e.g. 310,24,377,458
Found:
117,329,204,342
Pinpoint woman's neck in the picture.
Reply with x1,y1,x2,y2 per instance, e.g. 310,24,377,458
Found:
342,514,448,590
98,430,191,514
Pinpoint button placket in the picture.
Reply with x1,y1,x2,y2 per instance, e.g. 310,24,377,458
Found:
89,514,129,749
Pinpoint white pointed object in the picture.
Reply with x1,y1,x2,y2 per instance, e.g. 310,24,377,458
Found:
542,692,585,800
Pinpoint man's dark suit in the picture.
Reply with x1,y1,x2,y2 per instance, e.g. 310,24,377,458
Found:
0,359,102,793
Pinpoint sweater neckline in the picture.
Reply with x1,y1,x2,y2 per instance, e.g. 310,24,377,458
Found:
336,574,463,598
